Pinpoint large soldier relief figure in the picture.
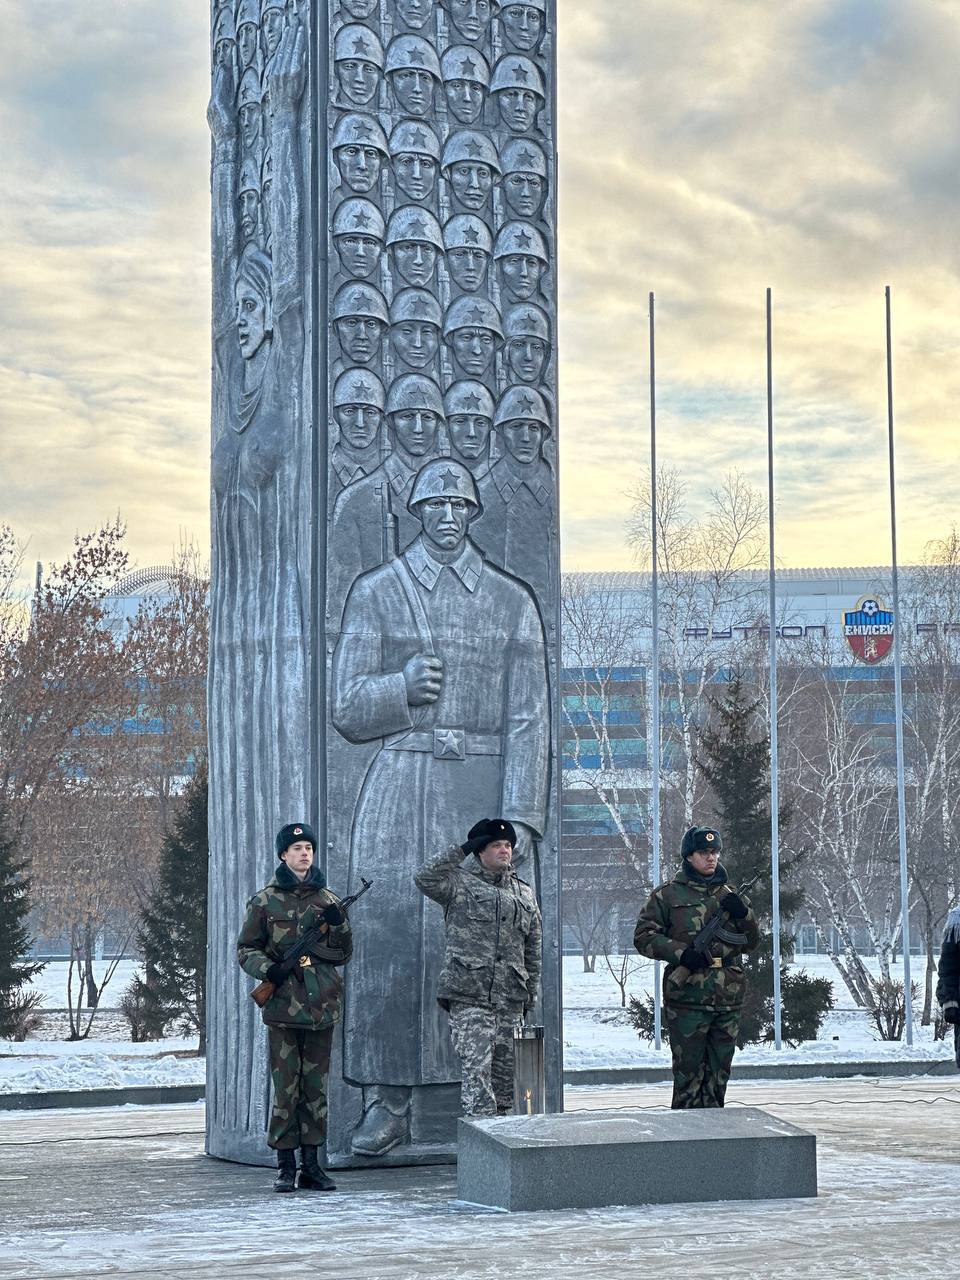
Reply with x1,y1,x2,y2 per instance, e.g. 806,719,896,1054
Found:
331,460,549,1156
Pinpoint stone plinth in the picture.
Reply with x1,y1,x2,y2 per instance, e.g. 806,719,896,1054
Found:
456,1107,817,1212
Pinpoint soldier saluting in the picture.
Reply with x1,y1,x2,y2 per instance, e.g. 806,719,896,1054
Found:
237,823,353,1192
416,818,542,1118
634,827,759,1109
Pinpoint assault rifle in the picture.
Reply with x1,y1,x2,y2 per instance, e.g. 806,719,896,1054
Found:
250,877,373,1008
667,873,761,990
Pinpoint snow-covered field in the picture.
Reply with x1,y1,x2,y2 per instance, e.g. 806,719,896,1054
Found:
0,953,950,1094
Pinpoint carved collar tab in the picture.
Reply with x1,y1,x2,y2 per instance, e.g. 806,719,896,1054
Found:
491,457,551,505
405,536,482,592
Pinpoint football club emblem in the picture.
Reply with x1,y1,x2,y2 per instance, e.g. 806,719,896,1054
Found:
842,596,895,665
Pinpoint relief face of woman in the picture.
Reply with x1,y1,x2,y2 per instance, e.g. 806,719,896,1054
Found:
391,240,438,287
449,161,493,211
394,153,438,201
235,279,270,359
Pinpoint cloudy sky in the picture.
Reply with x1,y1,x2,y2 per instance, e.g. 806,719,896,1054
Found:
2,0,959,579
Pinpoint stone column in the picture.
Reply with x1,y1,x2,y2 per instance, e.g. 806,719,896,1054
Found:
207,0,561,1168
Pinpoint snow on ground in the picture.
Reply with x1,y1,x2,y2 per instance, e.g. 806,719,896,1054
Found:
2,952,949,1095
27,958,140,1009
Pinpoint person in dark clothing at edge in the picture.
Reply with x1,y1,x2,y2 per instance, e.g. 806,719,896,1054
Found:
937,903,960,1069
237,823,353,1192
634,826,760,1109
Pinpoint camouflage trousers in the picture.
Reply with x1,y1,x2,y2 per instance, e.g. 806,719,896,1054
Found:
666,1002,741,1109
267,1025,333,1150
448,1001,523,1117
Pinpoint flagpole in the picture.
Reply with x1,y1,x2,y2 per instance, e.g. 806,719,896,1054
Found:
885,285,914,1045
766,288,783,1050
649,291,662,1051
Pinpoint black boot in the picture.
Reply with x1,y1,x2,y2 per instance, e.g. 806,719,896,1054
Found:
299,1144,337,1191
273,1148,297,1193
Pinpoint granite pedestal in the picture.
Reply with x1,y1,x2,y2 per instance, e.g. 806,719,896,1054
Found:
457,1107,817,1212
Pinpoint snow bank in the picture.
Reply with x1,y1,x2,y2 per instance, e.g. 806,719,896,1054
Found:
0,1050,204,1094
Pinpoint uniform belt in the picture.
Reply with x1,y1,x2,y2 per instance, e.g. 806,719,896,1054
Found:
385,729,502,761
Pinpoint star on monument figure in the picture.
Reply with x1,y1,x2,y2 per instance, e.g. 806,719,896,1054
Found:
353,120,374,140
438,469,462,491
434,729,463,758
514,228,533,248
464,138,483,158
352,35,372,56
351,290,373,308
462,392,483,410
512,63,530,83
409,295,431,316
353,380,374,399
517,148,537,168
408,216,428,238
410,127,429,147
407,45,426,66
352,209,372,228
466,305,488,325
459,56,478,77
517,394,537,413
463,226,481,245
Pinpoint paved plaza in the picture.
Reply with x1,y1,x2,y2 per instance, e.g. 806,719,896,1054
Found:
1,1077,957,1280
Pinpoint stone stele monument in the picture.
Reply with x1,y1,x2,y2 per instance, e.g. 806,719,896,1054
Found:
206,0,561,1167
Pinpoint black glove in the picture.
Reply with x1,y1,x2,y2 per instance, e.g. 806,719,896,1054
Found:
321,902,345,927
679,946,711,972
943,1005,960,1025
720,893,749,921
460,836,487,857
265,961,287,986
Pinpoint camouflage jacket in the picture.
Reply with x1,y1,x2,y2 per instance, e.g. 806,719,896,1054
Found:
633,864,760,1009
237,863,353,1029
415,845,542,1011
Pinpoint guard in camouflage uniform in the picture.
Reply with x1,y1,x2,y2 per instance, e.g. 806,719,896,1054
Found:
237,822,353,1192
937,905,960,1069
415,817,542,1117
634,826,759,1109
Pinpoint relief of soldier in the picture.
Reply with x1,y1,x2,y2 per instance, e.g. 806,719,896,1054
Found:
331,368,386,492
443,380,495,479
503,303,550,384
213,5,236,73
395,0,435,33
389,120,442,206
332,458,549,1155
494,220,548,302
334,24,384,108
238,155,262,247
440,0,499,46
441,46,490,125
386,36,441,118
389,288,443,374
237,66,264,154
500,0,546,52
443,296,504,383
333,198,386,280
490,54,545,134
442,130,501,214
416,818,542,1119
386,206,444,289
500,138,548,220
235,0,262,75
332,281,389,371
443,213,493,294
261,0,286,70
333,113,389,197
339,0,380,19
634,828,760,1110
475,385,555,606
260,145,274,252
328,373,445,622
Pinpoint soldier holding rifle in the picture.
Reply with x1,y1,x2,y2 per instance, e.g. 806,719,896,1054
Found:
634,826,759,1109
237,823,354,1193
